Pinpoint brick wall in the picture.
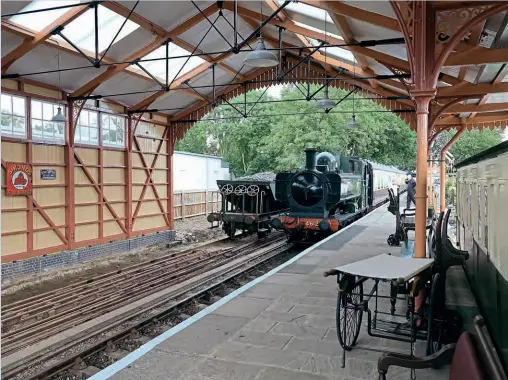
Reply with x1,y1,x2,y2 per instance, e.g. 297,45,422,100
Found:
2,230,176,281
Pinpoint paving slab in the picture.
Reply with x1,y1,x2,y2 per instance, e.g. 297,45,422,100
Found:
156,314,249,355
110,351,204,380
211,296,273,319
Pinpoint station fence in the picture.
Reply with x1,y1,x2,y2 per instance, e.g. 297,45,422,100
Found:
173,190,221,220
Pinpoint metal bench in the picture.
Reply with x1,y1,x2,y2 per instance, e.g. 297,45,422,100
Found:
377,315,507,380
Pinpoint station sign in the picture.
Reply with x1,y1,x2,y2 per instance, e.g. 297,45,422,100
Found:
6,162,33,196
40,169,57,180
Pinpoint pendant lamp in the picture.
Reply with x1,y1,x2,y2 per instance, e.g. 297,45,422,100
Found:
52,42,66,122
243,2,278,68
316,85,335,110
243,37,279,67
347,60,360,128
316,12,335,111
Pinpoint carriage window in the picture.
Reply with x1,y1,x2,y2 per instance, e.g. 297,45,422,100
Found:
477,185,481,241
469,184,472,229
1,94,26,137
484,186,488,251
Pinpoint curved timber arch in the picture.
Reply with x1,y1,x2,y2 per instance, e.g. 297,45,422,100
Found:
171,60,416,145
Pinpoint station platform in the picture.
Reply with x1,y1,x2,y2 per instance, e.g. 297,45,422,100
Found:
91,203,476,380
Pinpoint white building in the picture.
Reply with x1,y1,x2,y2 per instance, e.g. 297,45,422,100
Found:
173,151,230,192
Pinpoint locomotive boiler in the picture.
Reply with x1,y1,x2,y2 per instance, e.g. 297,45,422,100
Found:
270,148,405,241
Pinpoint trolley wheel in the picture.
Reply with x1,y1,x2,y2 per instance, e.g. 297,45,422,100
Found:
387,234,399,246
336,282,363,350
426,273,445,356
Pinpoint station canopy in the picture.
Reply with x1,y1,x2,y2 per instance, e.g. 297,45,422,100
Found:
2,1,508,137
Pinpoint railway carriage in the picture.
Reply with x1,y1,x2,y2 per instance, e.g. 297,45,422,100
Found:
455,141,508,368
270,148,406,241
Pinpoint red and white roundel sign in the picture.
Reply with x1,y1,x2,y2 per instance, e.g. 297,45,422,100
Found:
6,163,32,196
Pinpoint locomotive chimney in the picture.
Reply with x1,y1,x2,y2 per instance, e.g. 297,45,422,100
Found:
305,148,317,171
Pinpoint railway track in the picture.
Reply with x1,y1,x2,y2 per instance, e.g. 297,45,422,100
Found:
2,233,294,380
3,194,403,380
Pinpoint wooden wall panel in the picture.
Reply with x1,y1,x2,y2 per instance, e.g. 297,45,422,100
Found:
2,191,27,209
34,230,63,250
103,150,124,166
75,147,98,165
2,211,26,233
2,141,26,162
32,145,64,164
75,205,99,223
75,224,99,241
2,79,18,90
75,187,99,203
103,168,124,183
75,167,99,184
109,203,125,218
155,185,167,198
33,208,65,228
133,215,166,231
138,200,165,215
33,188,65,206
24,84,60,99
103,186,125,201
103,221,123,236
2,234,27,256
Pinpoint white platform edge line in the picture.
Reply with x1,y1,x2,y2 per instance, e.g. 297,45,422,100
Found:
89,203,388,380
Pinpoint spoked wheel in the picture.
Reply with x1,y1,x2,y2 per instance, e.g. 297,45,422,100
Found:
336,282,364,350
426,273,445,355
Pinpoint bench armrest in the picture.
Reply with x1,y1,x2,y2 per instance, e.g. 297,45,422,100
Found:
377,344,455,380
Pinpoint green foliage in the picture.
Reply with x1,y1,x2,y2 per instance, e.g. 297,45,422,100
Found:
432,129,503,164
176,85,418,176
446,178,456,207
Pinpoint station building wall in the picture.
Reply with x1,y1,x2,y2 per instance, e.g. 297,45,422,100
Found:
1,79,178,273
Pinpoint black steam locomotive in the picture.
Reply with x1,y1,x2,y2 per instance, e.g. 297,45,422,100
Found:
270,148,406,241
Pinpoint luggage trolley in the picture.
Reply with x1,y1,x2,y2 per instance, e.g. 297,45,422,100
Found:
323,254,435,373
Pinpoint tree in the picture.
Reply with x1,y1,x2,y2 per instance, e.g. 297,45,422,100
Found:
175,85,418,176
431,128,503,164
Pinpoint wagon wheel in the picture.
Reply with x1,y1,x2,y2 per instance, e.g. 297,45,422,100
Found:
426,273,445,356
222,184,234,195
234,185,246,195
336,281,363,350
246,185,259,196
224,223,236,239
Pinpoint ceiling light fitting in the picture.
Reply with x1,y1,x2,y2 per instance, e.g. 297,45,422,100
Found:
243,2,279,68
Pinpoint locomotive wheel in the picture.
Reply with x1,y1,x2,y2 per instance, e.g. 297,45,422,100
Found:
336,282,363,350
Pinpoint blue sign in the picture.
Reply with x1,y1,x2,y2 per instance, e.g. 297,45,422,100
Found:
40,169,56,180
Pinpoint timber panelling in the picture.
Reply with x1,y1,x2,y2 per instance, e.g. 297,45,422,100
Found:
0,82,183,263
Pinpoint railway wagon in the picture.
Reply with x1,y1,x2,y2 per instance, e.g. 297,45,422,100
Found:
207,176,288,238
270,148,406,241
455,140,508,370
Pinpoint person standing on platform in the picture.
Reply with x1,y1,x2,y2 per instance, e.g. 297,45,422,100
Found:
405,175,416,209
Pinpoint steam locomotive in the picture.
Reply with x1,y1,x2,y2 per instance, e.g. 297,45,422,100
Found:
270,148,406,241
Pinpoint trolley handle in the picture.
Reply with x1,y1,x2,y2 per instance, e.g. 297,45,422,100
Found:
323,269,340,277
